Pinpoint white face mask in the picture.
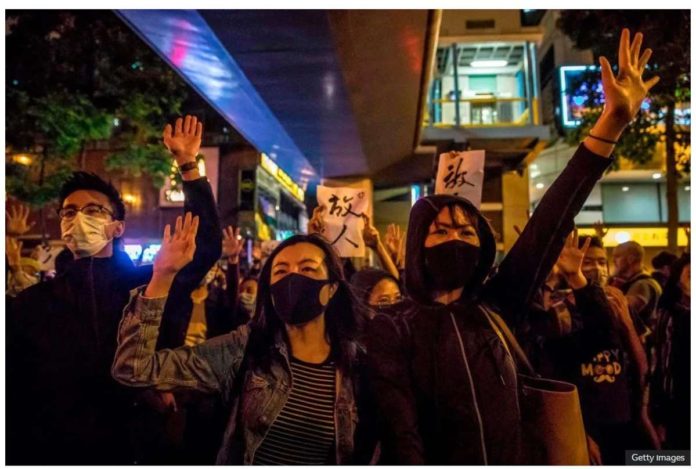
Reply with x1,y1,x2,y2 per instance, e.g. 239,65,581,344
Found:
584,267,609,287
240,292,256,312
61,212,117,258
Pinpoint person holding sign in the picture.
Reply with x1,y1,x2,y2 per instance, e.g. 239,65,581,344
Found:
366,29,660,464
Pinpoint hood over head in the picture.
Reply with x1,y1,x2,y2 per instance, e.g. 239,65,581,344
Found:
405,194,497,305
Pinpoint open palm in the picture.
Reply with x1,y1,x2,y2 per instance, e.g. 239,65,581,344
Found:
6,203,35,236
600,29,660,126
163,115,203,164
154,212,199,277
556,229,591,277
222,226,243,260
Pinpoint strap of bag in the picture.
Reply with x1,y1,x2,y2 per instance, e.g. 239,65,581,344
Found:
479,303,538,377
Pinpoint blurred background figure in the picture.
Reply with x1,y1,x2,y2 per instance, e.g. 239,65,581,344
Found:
651,251,678,289
651,253,690,450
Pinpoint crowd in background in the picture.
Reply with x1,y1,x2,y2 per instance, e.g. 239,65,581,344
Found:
4,29,691,466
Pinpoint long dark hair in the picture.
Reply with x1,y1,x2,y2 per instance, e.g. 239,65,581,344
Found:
659,252,690,310
248,234,360,373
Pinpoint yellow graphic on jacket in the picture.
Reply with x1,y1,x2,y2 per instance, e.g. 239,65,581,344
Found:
580,349,622,383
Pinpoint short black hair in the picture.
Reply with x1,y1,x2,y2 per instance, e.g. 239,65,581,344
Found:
652,250,678,270
58,172,125,220
579,235,604,249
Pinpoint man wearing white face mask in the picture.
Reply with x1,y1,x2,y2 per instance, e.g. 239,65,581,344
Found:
7,115,222,465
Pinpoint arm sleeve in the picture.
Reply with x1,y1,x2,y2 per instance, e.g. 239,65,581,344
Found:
226,261,240,310
157,177,223,349
483,143,612,328
112,288,249,397
365,314,425,464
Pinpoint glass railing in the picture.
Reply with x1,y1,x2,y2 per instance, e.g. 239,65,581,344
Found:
425,95,540,128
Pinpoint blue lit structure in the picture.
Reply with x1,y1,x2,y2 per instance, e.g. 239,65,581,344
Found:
117,10,317,187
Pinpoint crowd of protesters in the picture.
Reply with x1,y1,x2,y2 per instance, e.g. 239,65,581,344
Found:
4,28,691,465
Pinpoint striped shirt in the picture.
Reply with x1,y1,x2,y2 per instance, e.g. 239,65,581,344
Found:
253,357,336,465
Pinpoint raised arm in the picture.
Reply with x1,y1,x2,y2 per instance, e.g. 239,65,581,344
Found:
222,225,243,309
362,214,400,280
484,29,660,326
112,213,247,396
157,116,223,348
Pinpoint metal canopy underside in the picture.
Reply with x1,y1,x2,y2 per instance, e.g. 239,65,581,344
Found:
117,10,432,186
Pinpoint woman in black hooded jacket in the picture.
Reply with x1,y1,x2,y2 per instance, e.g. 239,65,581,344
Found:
366,29,661,464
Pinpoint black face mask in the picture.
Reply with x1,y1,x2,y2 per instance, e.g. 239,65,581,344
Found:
373,300,406,316
270,273,330,325
424,240,480,291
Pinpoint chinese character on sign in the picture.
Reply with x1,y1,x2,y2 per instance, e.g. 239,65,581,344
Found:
443,158,476,191
435,150,486,208
317,186,369,257
328,194,362,218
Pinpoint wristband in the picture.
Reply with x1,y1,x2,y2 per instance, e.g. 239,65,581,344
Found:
588,133,619,145
178,161,198,173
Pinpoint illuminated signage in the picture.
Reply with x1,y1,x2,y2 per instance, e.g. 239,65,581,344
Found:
142,244,162,264
124,244,143,262
559,65,599,128
577,227,689,248
260,153,305,202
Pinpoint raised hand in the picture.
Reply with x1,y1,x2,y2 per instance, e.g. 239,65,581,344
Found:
599,28,660,129
6,203,35,236
162,115,203,165
604,285,632,327
6,236,23,270
556,229,590,289
222,226,243,263
155,212,199,276
146,212,199,298
308,205,326,236
396,230,406,270
384,223,404,261
361,214,381,250
593,220,609,239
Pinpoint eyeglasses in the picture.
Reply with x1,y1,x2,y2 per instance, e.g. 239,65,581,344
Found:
57,203,114,220
374,296,403,309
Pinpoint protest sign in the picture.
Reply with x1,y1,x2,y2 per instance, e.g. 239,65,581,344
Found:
317,185,369,257
434,150,486,208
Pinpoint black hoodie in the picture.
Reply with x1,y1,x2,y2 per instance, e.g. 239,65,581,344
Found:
366,143,612,464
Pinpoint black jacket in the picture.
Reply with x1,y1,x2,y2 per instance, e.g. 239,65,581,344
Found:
6,177,221,464
531,283,633,435
366,143,612,464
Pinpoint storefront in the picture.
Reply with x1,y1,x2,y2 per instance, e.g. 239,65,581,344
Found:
238,153,308,241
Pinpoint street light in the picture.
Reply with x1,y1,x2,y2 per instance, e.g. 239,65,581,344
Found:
12,154,33,166
471,60,508,68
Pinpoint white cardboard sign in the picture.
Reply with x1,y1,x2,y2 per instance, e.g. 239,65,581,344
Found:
317,185,369,258
434,150,486,208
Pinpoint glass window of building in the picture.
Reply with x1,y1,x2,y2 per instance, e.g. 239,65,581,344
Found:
429,41,536,127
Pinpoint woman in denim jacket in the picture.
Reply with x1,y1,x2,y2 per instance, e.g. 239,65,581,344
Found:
113,214,377,464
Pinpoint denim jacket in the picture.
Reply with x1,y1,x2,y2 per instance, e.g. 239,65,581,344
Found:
112,289,376,464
